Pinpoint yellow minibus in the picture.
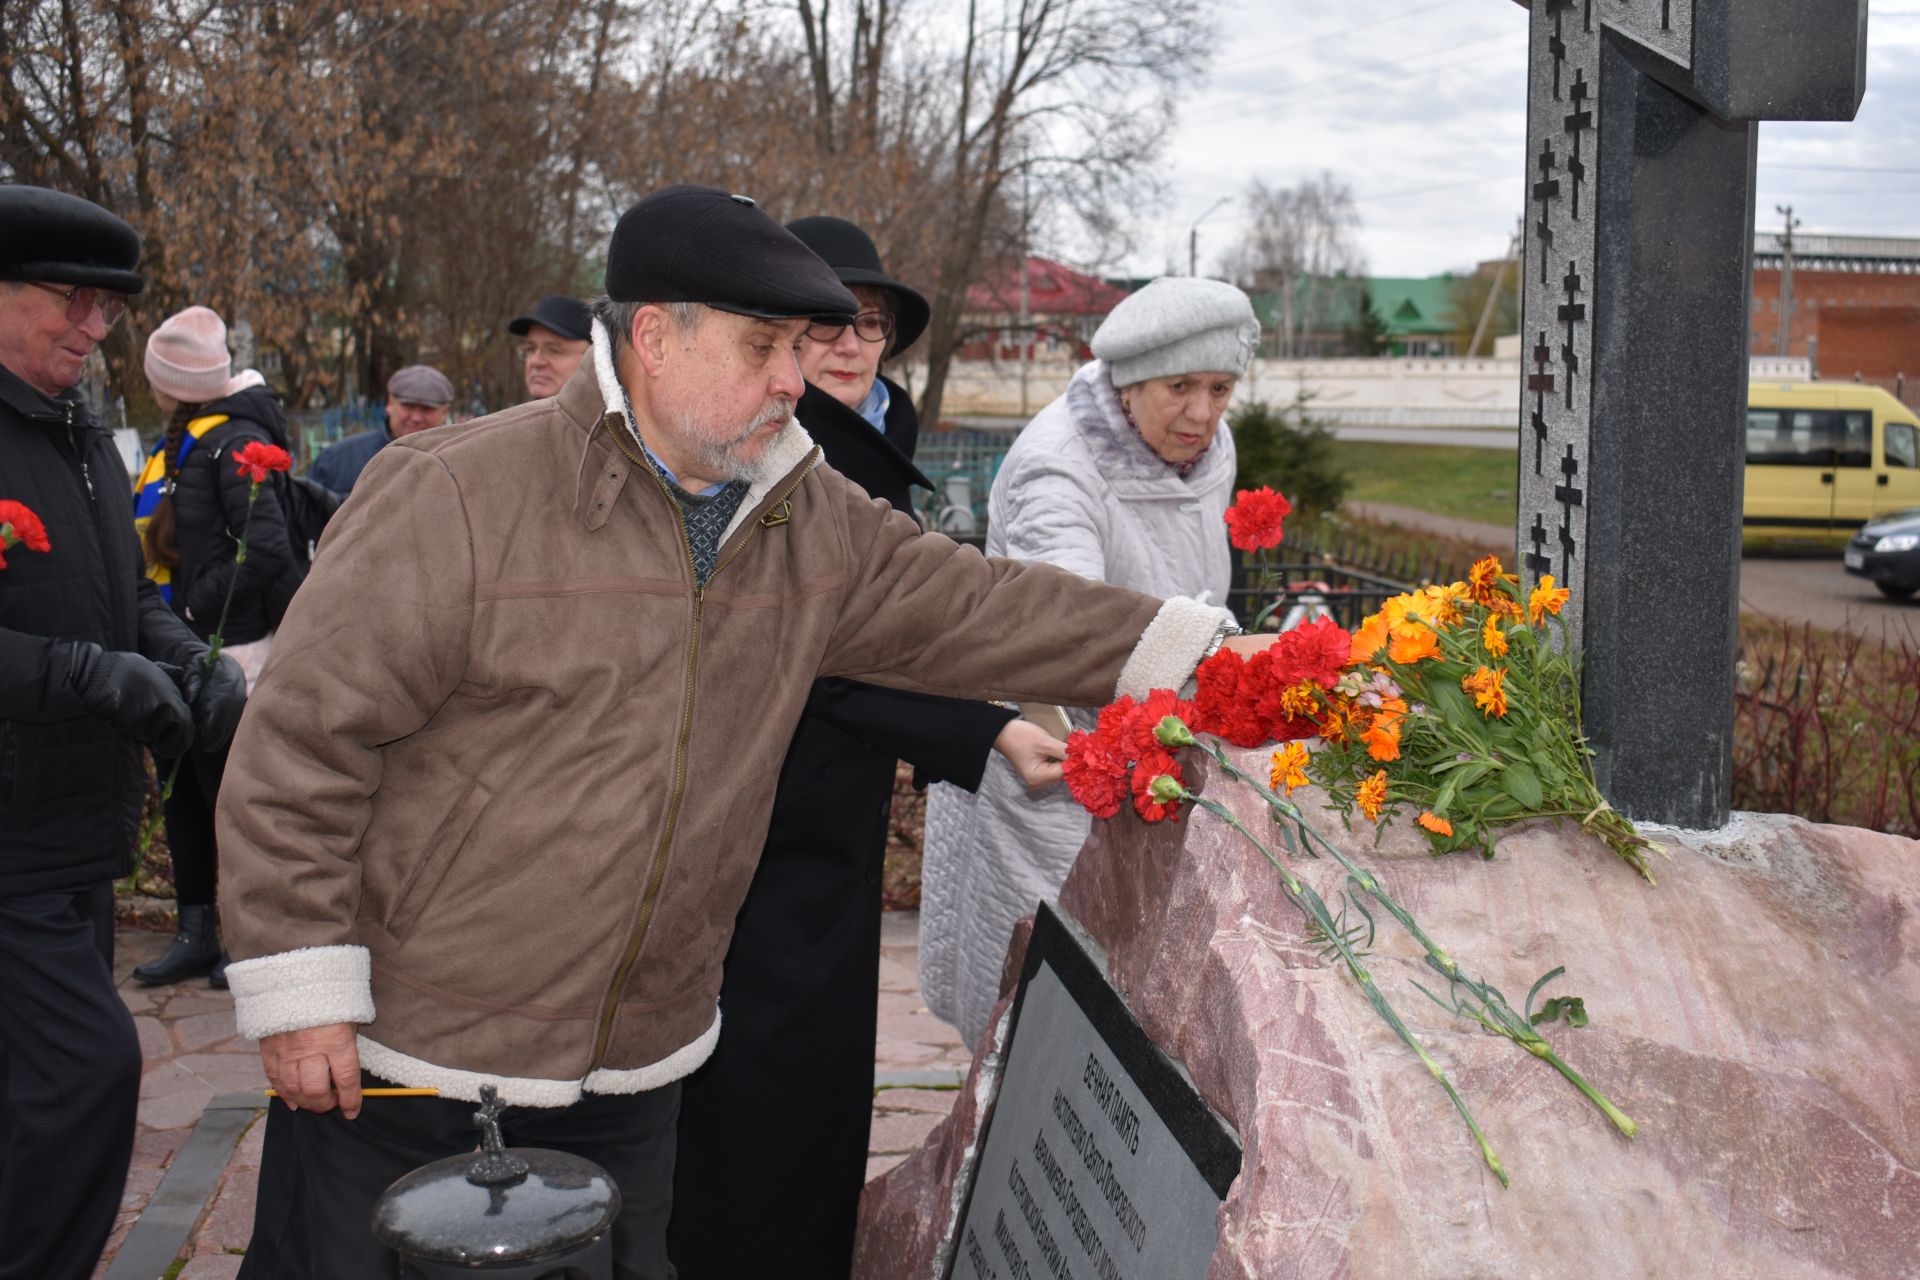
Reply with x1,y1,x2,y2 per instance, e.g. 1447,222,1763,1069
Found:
1744,382,1920,537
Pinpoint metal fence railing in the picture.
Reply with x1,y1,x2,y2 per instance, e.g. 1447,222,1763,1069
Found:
912,429,1014,535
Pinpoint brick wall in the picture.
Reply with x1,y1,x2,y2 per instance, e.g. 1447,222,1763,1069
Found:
1750,268,1920,406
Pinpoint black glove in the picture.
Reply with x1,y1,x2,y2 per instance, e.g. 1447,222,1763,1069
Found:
58,640,196,757
169,645,249,754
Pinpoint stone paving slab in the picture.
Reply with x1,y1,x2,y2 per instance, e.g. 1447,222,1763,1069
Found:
98,910,968,1274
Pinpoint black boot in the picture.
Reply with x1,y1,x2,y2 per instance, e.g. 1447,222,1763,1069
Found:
133,903,221,985
209,950,231,990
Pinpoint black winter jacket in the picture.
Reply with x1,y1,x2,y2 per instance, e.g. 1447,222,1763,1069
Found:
158,384,303,644
0,362,203,894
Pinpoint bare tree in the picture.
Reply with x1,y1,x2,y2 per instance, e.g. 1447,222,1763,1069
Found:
1225,173,1367,359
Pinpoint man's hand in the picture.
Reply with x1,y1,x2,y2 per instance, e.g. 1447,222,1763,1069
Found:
55,640,195,756
1219,633,1280,659
172,649,248,752
994,718,1068,790
260,1023,363,1118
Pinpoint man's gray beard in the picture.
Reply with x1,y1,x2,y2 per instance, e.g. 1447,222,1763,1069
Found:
688,399,795,486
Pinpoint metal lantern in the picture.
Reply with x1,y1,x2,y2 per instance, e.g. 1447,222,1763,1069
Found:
371,1085,621,1279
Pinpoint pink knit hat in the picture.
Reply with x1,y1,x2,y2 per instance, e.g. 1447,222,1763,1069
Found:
144,305,239,404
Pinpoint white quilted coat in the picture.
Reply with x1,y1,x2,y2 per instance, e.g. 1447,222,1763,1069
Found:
918,360,1236,1045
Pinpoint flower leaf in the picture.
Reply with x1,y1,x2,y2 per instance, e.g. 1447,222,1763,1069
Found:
1500,761,1543,809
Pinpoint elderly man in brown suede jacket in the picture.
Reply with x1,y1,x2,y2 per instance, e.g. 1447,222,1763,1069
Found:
215,185,1263,1279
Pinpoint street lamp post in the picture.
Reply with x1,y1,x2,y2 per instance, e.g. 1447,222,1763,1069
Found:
1188,196,1232,277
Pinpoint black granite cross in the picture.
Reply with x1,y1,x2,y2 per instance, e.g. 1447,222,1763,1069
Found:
1563,70,1592,220
1511,0,1867,828
1525,512,1553,578
1532,142,1560,285
1554,444,1584,579
1557,262,1585,409
1528,332,1554,475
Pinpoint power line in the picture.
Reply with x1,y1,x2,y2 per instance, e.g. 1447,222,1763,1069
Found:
1191,33,1516,127
1760,162,1920,175
1209,0,1472,75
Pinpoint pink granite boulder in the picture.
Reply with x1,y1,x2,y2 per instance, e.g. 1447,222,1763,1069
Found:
854,748,1920,1279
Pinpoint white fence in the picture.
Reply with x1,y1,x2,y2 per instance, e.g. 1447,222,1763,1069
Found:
935,353,1816,426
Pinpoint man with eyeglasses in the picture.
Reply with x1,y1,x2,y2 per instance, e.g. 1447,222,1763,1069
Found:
0,184,246,1280
507,294,592,401
668,214,1069,1279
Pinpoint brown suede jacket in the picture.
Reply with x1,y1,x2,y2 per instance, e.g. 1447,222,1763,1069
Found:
215,322,1232,1105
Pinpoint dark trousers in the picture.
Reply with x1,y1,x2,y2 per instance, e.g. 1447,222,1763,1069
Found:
240,1074,681,1280
0,881,141,1280
159,741,228,907
669,745,888,1280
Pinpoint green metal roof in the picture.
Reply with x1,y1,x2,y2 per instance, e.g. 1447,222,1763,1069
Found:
1247,274,1460,339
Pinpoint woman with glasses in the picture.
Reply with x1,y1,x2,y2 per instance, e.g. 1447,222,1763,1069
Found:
667,216,1068,1280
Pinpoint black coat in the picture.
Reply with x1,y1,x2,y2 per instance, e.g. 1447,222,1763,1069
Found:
161,384,303,645
0,362,201,894
669,377,1019,1278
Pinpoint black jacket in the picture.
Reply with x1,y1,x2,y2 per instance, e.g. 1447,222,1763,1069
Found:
669,376,1018,1277
0,362,202,894
161,384,303,644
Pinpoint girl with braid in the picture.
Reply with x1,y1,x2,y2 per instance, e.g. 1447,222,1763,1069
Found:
132,306,303,987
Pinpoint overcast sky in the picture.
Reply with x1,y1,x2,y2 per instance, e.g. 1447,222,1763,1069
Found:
1112,0,1920,279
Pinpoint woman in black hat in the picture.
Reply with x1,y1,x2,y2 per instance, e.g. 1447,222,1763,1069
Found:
667,217,1067,1279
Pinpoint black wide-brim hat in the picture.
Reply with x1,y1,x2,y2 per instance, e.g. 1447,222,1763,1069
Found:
605,186,856,324
784,216,929,358
0,185,145,294
507,294,592,342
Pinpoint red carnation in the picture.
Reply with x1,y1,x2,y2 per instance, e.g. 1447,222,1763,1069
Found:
1192,649,1268,748
1270,616,1354,691
1224,486,1293,552
1063,729,1131,819
1130,748,1185,822
1124,688,1200,757
233,440,293,483
0,499,51,570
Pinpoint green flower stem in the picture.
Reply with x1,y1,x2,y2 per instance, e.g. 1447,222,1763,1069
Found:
1181,787,1509,1187
1199,739,1638,1140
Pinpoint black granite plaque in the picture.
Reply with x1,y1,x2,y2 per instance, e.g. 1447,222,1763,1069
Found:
945,904,1239,1280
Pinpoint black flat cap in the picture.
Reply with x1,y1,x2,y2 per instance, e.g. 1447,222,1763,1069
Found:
0,185,145,294
507,294,592,342
785,216,929,357
605,185,856,323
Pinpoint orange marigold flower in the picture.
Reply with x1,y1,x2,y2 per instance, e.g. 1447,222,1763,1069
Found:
1318,704,1350,742
1361,717,1401,762
1417,582,1468,628
1417,811,1454,837
1355,769,1389,822
1467,555,1516,605
1350,612,1390,663
1277,680,1319,720
1528,573,1571,624
1488,593,1525,621
1462,665,1509,718
1482,616,1508,657
1269,741,1311,794
1388,624,1440,665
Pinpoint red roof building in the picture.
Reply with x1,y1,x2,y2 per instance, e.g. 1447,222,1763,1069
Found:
959,255,1132,361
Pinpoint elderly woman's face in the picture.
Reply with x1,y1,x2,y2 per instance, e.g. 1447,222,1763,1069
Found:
798,285,894,411
1122,372,1237,465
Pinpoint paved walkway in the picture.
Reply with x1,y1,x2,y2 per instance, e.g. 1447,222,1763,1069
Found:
1353,500,1920,647
96,910,969,1278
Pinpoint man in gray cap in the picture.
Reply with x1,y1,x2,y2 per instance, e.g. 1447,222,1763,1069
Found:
307,362,456,495
213,183,1268,1278
0,184,245,1280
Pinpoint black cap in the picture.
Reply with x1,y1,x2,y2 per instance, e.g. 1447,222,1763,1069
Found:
507,295,592,342
785,216,929,357
0,185,145,294
605,185,857,323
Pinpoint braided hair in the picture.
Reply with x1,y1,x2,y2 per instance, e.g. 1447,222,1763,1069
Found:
142,401,205,572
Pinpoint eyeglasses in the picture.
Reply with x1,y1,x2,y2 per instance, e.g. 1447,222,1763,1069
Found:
25,281,128,327
805,311,895,345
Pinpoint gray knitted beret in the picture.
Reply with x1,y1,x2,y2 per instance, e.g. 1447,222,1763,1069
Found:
1092,277,1260,388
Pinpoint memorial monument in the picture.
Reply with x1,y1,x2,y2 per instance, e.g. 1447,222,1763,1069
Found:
854,5,1912,1277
